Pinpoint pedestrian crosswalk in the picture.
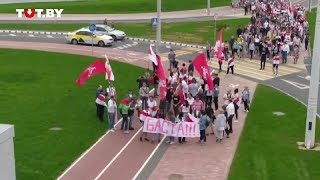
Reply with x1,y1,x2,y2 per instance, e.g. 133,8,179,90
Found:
159,47,203,61
208,58,303,81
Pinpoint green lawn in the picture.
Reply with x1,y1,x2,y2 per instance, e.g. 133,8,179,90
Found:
0,18,249,45
0,0,230,14
228,84,320,180
0,48,144,180
306,8,316,53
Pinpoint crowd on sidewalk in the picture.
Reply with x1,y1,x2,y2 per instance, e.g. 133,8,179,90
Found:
207,0,310,75
95,61,251,145
93,0,310,146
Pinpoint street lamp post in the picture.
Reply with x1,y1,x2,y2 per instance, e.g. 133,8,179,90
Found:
207,0,211,15
156,0,161,54
304,0,320,149
309,0,312,12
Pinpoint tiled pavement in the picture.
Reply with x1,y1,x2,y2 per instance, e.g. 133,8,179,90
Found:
149,72,257,180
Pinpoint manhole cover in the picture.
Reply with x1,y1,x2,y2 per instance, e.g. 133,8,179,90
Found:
49,127,62,131
168,174,183,180
273,112,285,116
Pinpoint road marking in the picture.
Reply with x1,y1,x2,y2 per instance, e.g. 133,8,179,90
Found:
166,45,171,49
118,47,124,50
94,127,143,180
133,42,138,44
132,136,166,180
281,79,310,89
28,34,34,37
94,88,154,180
47,35,53,38
122,45,127,48
57,119,124,180
9,34,16,36
128,53,137,56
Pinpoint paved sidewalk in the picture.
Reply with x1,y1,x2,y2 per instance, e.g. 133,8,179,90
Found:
0,6,244,22
148,74,257,180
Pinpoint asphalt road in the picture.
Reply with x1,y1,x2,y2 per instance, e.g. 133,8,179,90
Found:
0,31,201,60
0,30,319,117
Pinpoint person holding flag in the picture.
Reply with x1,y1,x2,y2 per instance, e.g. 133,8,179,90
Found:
214,31,224,73
95,91,108,122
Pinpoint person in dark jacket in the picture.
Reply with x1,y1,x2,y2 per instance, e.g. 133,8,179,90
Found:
188,60,194,73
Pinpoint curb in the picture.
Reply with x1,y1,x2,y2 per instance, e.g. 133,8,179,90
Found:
0,29,207,49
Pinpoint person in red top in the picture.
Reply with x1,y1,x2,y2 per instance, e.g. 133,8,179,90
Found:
273,55,280,75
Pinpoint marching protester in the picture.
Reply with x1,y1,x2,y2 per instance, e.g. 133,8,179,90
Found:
227,55,235,74
139,82,149,110
233,88,240,120
242,86,250,112
96,91,108,122
139,106,150,141
96,85,103,98
199,110,209,144
215,109,227,143
177,112,187,144
167,110,176,145
119,99,130,134
273,54,281,75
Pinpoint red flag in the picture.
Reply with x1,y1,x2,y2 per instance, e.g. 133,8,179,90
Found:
156,55,167,100
214,31,224,61
192,53,214,90
76,60,106,86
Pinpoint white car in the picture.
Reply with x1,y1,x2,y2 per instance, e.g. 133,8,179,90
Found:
89,24,126,40
65,28,114,47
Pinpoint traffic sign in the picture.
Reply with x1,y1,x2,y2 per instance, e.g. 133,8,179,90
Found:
151,18,158,27
89,24,96,32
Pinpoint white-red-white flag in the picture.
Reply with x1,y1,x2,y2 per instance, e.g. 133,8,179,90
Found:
156,55,167,100
104,54,115,81
149,45,158,65
288,1,294,19
214,31,224,61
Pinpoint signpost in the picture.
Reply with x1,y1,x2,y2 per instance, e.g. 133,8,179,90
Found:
305,0,320,149
89,24,96,56
156,0,161,54
151,18,158,27
213,13,218,41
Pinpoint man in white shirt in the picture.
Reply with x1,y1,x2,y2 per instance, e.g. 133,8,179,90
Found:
181,77,189,98
107,96,117,132
226,99,235,136
282,42,290,64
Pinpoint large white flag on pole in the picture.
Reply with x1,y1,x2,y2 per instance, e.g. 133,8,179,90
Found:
149,45,158,65
105,54,115,81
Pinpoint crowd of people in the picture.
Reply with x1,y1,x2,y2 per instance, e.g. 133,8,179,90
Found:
208,0,310,75
94,0,309,145
95,61,252,145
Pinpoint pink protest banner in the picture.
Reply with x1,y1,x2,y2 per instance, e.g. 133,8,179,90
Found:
143,117,200,137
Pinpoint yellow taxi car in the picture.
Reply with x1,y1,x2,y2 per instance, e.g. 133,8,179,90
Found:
65,28,114,47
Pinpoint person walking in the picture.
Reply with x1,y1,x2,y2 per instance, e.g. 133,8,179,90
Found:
260,44,267,70
151,110,164,144
205,84,213,108
282,41,290,64
172,92,181,117
233,88,240,120
293,45,300,64
168,49,176,71
167,110,176,145
227,55,235,74
242,86,250,112
305,34,309,51
273,54,280,75
226,99,235,136
128,98,135,130
107,96,117,132
215,109,227,143
177,112,187,144
213,85,219,110
199,110,209,144
249,41,255,59
139,106,150,141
